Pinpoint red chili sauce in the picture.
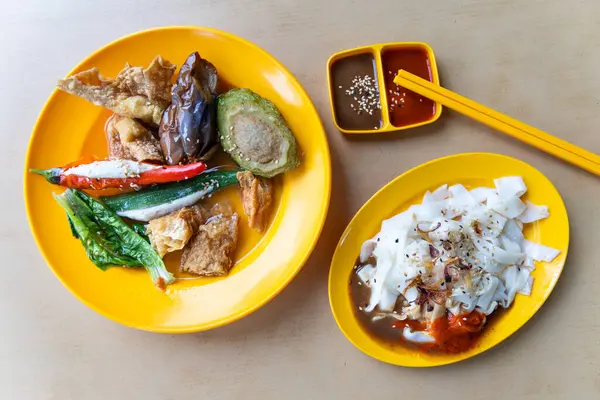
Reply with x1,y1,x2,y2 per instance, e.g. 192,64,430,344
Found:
381,47,436,127
349,260,487,354
392,310,486,354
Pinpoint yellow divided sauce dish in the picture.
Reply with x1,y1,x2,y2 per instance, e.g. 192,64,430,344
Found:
328,153,569,366
24,26,331,333
327,42,442,134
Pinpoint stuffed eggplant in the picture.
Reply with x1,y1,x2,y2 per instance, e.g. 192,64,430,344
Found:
159,52,219,165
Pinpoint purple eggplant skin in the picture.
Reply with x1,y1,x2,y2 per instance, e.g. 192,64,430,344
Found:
159,52,219,165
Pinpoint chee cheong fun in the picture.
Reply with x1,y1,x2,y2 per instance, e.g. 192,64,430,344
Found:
350,176,560,354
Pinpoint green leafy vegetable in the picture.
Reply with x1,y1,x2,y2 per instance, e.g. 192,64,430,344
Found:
131,223,150,242
54,189,174,287
67,214,79,239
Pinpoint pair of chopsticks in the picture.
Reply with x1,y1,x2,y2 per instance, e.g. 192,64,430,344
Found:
394,70,600,176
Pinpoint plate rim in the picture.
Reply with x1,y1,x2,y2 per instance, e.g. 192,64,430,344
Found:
328,152,569,366
24,25,332,333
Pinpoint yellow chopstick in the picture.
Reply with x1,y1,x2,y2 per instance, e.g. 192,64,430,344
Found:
394,69,600,176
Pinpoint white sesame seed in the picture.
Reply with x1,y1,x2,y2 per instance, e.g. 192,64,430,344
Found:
344,73,381,115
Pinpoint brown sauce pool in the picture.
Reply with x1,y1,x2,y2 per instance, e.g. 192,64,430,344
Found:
349,258,407,343
349,256,492,354
381,47,436,127
330,53,383,131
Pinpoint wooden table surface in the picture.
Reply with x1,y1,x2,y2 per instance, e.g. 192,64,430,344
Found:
4,0,600,398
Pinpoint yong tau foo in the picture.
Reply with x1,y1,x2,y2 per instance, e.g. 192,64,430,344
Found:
31,52,300,290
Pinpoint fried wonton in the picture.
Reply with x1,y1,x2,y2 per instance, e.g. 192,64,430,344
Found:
180,205,239,277
57,56,176,125
236,171,273,232
113,115,164,163
105,114,134,161
147,206,207,258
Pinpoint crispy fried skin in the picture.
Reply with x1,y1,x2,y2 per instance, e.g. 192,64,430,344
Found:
147,206,206,258
113,115,164,163
180,205,239,277
236,171,273,232
57,56,176,125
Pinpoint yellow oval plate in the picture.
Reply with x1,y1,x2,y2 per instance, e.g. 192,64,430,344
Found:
24,26,331,333
329,153,568,367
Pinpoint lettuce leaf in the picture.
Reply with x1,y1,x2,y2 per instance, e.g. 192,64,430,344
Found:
54,189,174,286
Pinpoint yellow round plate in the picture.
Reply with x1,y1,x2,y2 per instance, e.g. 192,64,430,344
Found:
24,26,331,332
329,153,568,367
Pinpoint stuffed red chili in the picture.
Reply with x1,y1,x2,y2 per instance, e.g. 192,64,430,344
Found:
30,159,207,190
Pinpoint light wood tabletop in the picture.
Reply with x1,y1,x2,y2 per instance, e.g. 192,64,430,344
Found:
4,0,600,398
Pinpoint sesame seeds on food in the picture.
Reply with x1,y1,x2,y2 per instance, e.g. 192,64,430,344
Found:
386,70,406,112
340,74,381,116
